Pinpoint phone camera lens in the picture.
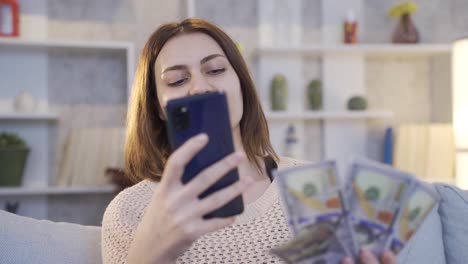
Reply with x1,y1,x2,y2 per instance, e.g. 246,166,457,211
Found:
174,105,190,131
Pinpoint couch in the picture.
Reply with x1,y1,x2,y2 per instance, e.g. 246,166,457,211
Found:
0,183,467,264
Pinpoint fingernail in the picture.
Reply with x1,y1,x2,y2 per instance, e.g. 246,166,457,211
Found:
342,257,354,264
360,249,372,261
382,250,395,262
198,133,208,142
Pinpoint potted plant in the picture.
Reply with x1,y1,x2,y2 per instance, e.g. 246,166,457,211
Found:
270,74,288,111
0,132,30,186
389,2,419,43
307,79,322,110
347,96,368,111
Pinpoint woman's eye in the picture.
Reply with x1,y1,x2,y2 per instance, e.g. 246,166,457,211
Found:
168,78,187,87
207,68,226,75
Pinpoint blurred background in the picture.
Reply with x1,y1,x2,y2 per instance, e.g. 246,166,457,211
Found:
0,0,466,225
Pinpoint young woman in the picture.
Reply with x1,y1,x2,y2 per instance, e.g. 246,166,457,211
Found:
101,18,396,264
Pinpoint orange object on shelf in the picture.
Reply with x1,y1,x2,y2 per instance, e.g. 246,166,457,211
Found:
344,10,358,44
0,0,19,37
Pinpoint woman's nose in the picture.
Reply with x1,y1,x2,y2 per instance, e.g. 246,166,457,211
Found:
188,74,212,95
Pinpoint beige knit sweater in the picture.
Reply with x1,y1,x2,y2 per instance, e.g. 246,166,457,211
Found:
101,157,306,263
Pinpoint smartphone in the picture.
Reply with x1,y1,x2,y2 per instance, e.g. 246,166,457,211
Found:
165,91,244,219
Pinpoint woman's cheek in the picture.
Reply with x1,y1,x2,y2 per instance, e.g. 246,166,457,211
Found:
226,87,243,127
159,88,187,106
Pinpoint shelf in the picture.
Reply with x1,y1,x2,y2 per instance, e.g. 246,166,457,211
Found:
0,112,59,121
0,38,132,51
265,111,394,121
258,44,451,56
0,37,135,101
0,185,117,196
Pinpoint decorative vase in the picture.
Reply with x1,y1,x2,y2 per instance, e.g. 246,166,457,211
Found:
13,90,37,112
347,96,368,110
270,74,287,111
392,13,419,43
307,79,322,110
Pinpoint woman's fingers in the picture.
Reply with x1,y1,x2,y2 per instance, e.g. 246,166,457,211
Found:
162,134,208,187
195,176,252,217
381,250,397,264
179,151,245,200
340,256,354,264
359,250,379,264
342,250,396,264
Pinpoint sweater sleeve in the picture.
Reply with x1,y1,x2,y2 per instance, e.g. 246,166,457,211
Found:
101,181,154,264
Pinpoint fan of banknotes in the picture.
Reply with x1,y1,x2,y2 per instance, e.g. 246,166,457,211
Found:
271,158,440,264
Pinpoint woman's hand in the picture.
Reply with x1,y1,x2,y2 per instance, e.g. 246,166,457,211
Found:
341,250,397,264
127,134,251,264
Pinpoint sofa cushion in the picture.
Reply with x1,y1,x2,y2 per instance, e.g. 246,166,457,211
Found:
435,183,468,264
397,202,446,264
0,210,101,264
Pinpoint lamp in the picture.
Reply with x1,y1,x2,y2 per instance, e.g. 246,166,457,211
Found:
453,38,468,189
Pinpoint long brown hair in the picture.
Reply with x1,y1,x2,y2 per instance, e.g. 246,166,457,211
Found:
125,18,277,183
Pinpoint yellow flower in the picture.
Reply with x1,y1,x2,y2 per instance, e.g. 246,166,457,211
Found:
389,2,417,18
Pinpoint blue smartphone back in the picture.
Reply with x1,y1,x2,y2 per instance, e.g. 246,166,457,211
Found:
165,92,244,218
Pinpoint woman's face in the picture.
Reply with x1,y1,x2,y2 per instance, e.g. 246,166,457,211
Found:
154,32,243,129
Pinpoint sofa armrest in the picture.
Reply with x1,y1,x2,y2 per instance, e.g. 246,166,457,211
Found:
0,210,101,264
435,184,468,264
397,202,446,264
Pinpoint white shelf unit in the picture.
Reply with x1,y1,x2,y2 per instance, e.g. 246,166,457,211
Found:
257,0,452,177
258,44,452,56
0,185,117,196
265,111,393,121
0,38,135,97
0,112,59,121
0,38,132,49
0,37,135,219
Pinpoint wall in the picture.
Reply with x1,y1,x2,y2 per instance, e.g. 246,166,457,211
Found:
192,0,459,161
8,0,468,224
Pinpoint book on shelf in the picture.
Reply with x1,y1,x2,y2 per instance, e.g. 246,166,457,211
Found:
394,124,428,178
394,123,455,183
426,124,455,183
57,127,126,186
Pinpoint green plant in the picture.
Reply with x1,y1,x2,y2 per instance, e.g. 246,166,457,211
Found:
0,132,29,186
0,132,27,148
307,79,322,110
347,96,368,110
270,74,288,111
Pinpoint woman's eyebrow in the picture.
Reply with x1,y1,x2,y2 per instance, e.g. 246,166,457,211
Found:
162,64,188,74
161,54,225,74
200,54,225,65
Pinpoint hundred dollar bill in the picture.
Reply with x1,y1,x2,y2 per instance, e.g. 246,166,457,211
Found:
271,221,344,264
275,161,344,232
344,158,414,258
274,161,351,262
385,181,439,254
